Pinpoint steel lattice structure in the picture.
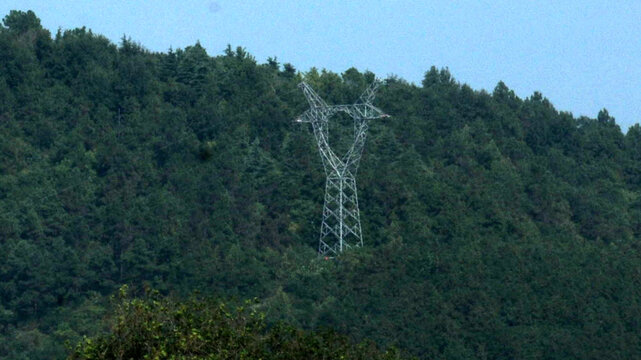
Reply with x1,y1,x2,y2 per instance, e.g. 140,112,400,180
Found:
295,81,388,256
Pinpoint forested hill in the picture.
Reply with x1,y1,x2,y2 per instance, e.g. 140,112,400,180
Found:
2,9,641,359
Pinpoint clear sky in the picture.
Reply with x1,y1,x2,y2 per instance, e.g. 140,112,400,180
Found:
2,1,640,129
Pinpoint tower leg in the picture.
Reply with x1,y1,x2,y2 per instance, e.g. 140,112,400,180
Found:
318,173,363,256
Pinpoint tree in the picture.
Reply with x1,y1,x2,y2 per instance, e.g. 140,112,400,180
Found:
3,10,42,34
69,288,406,360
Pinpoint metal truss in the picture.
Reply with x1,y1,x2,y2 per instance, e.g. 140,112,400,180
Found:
295,80,388,256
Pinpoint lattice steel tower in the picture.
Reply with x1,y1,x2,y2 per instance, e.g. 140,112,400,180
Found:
295,81,388,256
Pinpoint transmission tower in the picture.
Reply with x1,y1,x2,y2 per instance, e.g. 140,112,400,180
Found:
295,80,388,256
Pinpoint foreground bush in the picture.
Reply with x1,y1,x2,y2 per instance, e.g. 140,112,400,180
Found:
69,287,405,360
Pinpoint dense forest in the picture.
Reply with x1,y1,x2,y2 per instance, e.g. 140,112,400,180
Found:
2,9,641,359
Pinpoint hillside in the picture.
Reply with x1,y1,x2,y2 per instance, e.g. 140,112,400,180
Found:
2,10,641,359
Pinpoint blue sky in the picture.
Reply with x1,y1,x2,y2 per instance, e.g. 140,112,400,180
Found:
2,1,640,129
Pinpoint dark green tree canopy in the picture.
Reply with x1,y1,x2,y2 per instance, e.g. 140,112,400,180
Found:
2,10,42,33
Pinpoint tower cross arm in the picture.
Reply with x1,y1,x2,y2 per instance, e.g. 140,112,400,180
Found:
332,104,388,119
295,106,339,123
341,104,389,119
294,109,315,123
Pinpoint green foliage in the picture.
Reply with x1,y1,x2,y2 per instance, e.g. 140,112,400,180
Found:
70,286,404,360
2,10,641,359
3,10,42,34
